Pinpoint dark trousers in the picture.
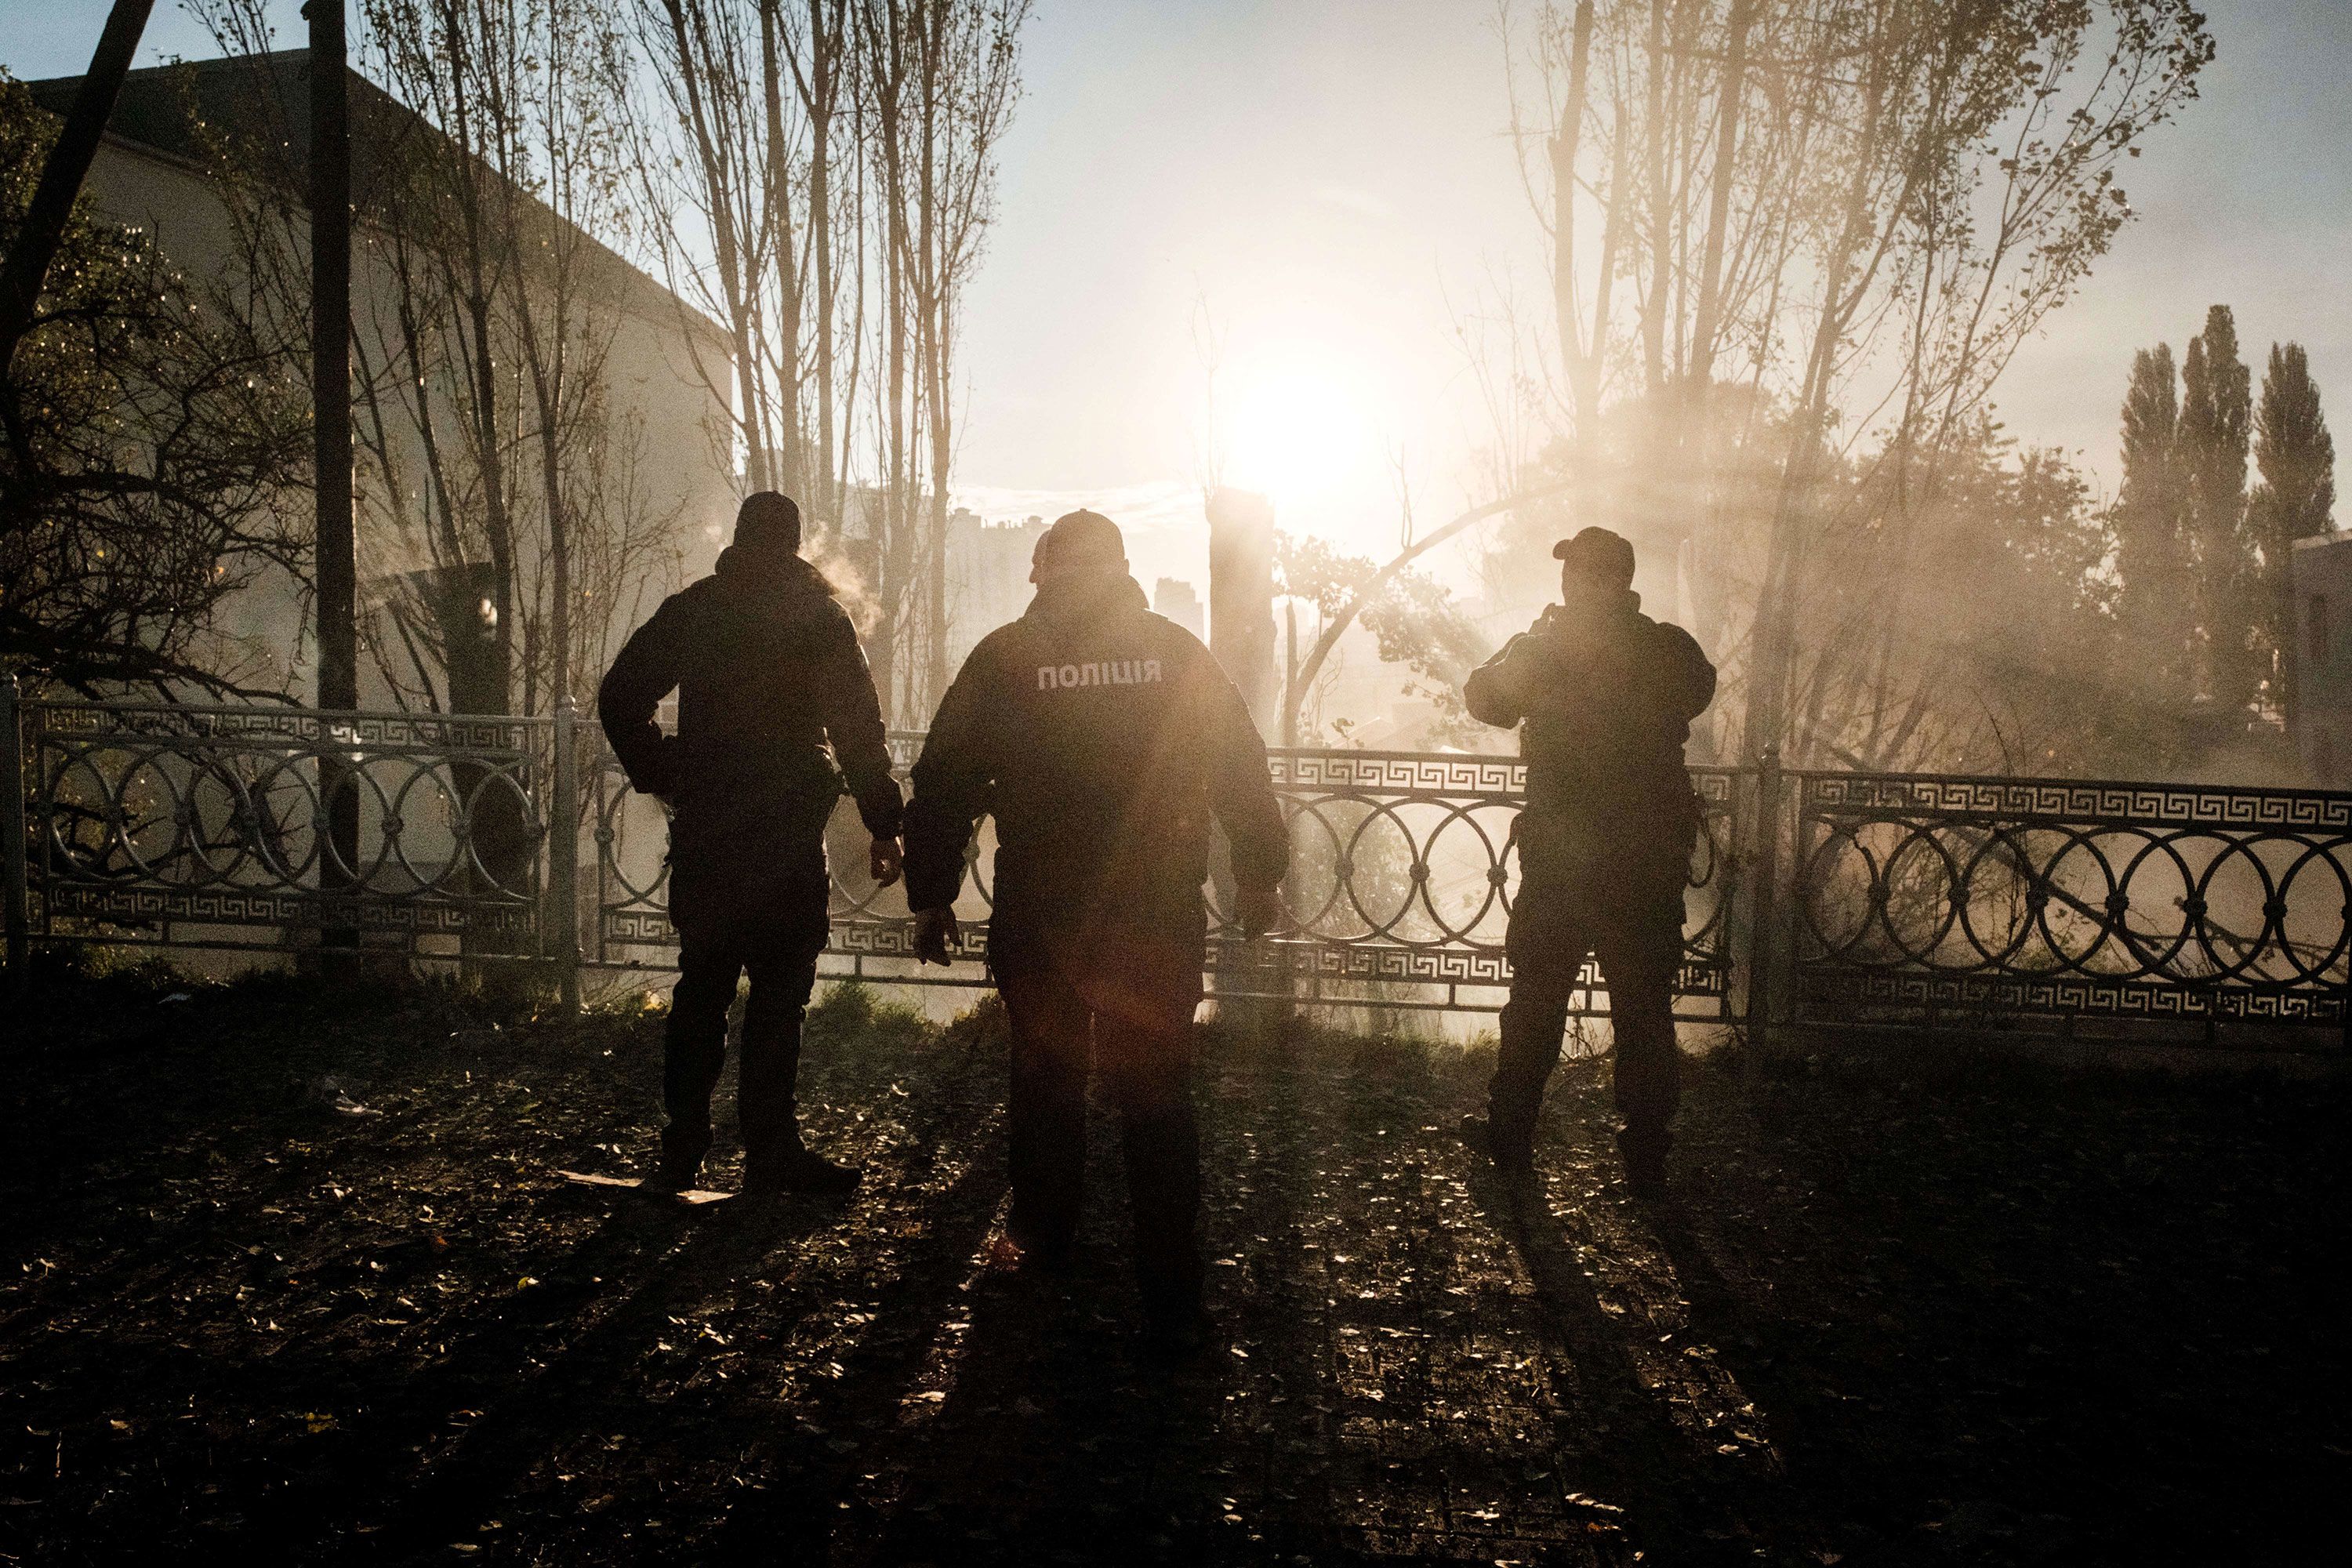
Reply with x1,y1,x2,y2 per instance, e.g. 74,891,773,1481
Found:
663,865,828,1174
1492,858,1687,1146
993,948,1203,1312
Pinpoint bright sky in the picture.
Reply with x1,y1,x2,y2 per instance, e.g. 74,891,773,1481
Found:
12,0,2350,597
956,0,2352,590
946,0,1526,587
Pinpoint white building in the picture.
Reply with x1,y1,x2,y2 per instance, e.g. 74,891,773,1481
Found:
27,51,735,710
2291,532,2352,785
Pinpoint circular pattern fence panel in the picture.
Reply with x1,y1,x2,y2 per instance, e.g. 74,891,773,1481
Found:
25,695,2351,1033
586,737,1740,1016
1793,772,2352,1022
26,702,546,944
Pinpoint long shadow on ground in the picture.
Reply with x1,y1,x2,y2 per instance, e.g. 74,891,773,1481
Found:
2,976,2346,1565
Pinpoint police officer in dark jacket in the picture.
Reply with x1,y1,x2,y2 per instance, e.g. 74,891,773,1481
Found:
1462,526,1716,1196
598,492,905,1196
902,510,1288,1349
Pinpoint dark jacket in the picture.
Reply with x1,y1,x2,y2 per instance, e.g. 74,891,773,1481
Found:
1464,590,1715,864
597,547,902,880
902,570,1289,948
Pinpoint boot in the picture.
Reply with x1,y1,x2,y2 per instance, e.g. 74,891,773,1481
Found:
1141,1298,1221,1359
1617,1125,1670,1200
999,1218,1076,1275
1462,1109,1535,1172
648,1126,710,1192
743,1140,862,1197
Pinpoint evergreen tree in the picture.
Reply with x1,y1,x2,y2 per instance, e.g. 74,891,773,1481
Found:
2252,341,2337,731
2179,305,2256,712
2113,343,2191,722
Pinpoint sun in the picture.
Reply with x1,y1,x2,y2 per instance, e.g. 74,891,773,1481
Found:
1219,354,1376,515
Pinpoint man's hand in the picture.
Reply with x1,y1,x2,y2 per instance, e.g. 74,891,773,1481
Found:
1236,884,1283,940
912,906,961,965
869,834,903,888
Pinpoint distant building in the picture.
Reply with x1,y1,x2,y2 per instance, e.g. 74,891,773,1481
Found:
1153,577,1204,640
2292,533,2352,784
946,514,1047,669
754,492,1033,674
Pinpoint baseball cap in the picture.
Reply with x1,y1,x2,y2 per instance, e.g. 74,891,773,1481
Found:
1553,525,1635,586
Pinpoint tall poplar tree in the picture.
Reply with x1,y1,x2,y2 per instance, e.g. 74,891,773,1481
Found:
2114,343,2190,721
2252,341,2336,731
2179,305,2256,712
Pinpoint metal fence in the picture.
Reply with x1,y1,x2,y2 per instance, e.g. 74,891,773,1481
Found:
1789,771,2352,1029
8,679,2349,1039
589,739,1742,1018
7,687,556,961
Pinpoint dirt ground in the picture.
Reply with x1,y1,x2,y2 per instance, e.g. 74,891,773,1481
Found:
1,965,2344,1566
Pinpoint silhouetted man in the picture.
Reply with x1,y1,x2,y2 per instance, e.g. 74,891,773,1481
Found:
599,491,903,1196
902,510,1288,1352
1463,526,1716,1197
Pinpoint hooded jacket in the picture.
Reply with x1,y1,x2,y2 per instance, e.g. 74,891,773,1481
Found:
902,569,1289,949
597,546,902,876
1464,590,1715,858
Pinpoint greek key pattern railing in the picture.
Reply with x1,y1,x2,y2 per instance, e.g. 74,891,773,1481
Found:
1226,750,1737,1014
1791,770,2352,1024
8,684,2350,1038
17,697,549,952
590,738,1740,1018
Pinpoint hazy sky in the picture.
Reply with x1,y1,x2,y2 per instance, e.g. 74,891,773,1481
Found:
10,0,2349,590
959,0,2352,579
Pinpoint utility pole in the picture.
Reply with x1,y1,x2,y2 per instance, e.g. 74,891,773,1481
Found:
310,1,357,719
309,1,360,949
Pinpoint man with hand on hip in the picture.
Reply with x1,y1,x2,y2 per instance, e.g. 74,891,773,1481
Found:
599,491,903,1196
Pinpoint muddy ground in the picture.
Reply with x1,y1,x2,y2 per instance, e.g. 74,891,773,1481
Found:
1,967,2344,1565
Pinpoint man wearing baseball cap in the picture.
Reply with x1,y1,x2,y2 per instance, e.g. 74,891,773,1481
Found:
598,491,904,1196
901,509,1289,1353
1461,525,1716,1196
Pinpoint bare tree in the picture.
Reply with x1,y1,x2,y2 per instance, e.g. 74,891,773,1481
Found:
227,0,686,723
628,0,800,499
859,0,1028,712
1496,0,2213,769
187,14,683,699
626,0,1027,723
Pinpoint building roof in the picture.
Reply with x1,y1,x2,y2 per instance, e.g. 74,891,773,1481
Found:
25,50,730,356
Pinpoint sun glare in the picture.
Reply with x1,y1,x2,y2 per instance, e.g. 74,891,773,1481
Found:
1220,355,1376,517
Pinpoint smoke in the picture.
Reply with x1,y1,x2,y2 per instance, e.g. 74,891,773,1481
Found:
802,522,884,639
